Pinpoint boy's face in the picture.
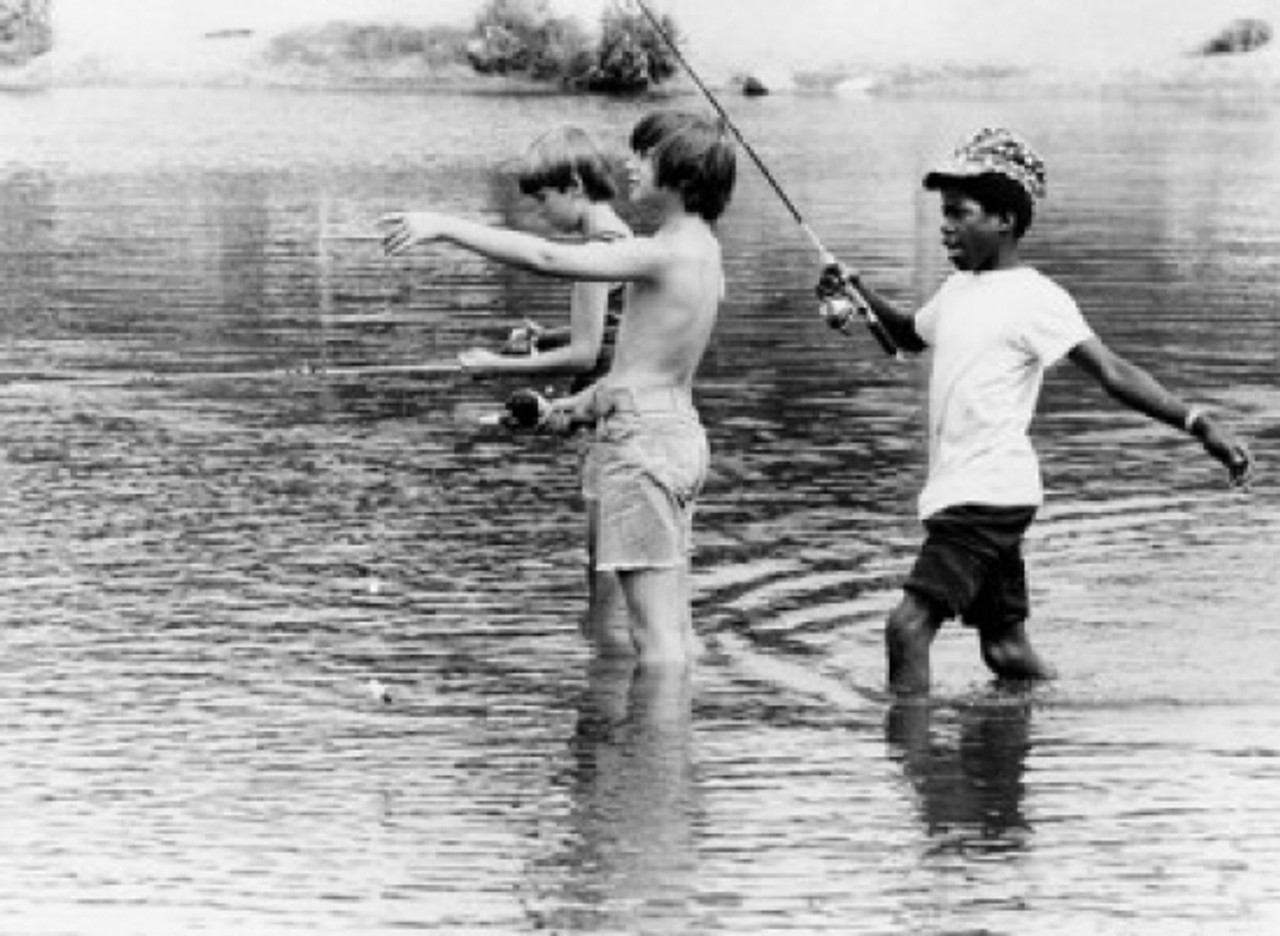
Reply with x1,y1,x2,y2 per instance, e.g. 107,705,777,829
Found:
938,188,1011,272
530,186,579,232
626,150,657,203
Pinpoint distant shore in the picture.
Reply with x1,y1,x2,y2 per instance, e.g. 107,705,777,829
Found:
6,28,1280,98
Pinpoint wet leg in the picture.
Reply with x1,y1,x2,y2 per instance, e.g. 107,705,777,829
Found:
885,591,944,695
620,566,692,667
582,502,635,657
587,569,635,658
676,560,703,659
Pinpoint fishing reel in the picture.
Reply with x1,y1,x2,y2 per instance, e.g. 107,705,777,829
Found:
815,263,901,358
505,387,580,434
816,262,865,332
504,387,550,429
818,292,861,335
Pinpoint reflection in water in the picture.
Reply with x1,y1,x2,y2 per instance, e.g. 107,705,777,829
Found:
885,696,1032,855
536,659,698,934
0,168,56,351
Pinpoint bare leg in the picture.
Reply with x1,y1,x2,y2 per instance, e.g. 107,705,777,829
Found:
885,591,945,696
979,620,1057,682
619,566,692,667
677,560,703,659
583,500,635,657
589,569,635,658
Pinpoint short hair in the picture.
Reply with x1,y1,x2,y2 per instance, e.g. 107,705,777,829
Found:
629,109,737,223
516,126,619,202
928,172,1035,238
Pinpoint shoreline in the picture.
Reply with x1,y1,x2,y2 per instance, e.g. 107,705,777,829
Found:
4,49,1280,99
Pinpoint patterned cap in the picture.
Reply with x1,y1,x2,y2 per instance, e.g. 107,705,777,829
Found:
922,127,1047,201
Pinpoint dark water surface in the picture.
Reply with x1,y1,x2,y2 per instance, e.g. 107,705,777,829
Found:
2,87,1278,934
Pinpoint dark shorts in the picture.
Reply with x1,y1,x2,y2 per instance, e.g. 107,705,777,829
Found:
904,504,1038,635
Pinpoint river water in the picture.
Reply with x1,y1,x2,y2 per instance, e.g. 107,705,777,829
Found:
1,86,1278,934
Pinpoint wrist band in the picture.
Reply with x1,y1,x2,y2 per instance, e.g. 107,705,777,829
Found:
1183,406,1205,434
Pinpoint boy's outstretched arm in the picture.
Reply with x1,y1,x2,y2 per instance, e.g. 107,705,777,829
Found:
1067,337,1253,487
380,211,660,283
815,261,927,354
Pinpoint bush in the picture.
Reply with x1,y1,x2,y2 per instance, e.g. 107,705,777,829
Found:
0,0,53,65
1199,18,1272,56
531,16,595,82
266,21,469,70
579,2,680,93
469,0,682,92
468,0,553,74
261,1,684,93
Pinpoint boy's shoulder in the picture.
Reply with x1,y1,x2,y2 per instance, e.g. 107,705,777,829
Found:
925,266,1081,330
1014,265,1079,310
980,265,1077,307
666,214,721,246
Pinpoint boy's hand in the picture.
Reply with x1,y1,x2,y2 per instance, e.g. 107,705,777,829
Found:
815,260,857,301
458,347,503,374
502,319,544,355
544,390,598,434
503,390,579,434
539,405,574,435
379,212,446,256
1197,415,1254,488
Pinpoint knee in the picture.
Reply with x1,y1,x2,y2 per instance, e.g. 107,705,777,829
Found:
980,639,1011,675
885,595,936,652
978,620,1025,670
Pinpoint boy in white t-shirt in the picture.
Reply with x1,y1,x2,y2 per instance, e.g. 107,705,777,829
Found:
816,127,1253,695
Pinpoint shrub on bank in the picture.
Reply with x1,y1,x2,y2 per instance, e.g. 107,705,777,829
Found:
265,0,682,93
467,0,596,82
579,2,680,93
267,22,472,71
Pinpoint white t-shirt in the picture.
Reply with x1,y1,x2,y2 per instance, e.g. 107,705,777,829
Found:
913,267,1095,519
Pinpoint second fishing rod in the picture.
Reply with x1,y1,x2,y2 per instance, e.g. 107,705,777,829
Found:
629,0,901,359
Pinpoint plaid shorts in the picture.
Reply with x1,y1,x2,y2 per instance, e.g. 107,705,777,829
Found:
904,503,1038,634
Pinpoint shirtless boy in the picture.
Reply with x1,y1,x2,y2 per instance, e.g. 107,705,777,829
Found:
453,125,632,635
382,110,736,666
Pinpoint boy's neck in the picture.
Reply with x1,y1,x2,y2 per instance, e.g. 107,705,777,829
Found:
653,200,708,234
645,189,693,225
975,242,1023,274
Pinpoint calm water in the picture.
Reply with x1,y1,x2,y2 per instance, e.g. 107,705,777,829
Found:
2,86,1278,935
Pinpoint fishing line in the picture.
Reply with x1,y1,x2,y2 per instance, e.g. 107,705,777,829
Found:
631,0,818,250
0,359,463,390
629,0,900,358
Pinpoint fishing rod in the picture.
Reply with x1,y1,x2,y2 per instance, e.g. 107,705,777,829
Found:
629,0,900,359
320,230,385,243
0,358,463,390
